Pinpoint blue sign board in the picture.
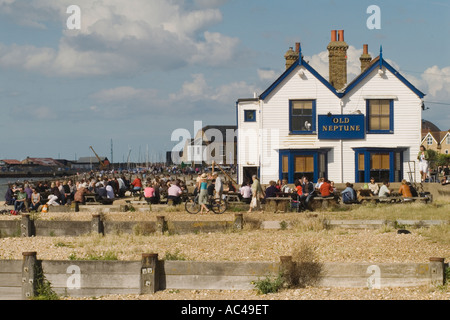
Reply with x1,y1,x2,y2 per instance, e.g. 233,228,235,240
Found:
318,114,365,140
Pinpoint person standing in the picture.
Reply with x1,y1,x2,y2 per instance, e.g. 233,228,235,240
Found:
417,145,430,182
213,172,223,200
248,175,264,213
198,173,210,214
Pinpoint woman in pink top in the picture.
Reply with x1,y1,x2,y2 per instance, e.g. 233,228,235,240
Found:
144,183,156,204
167,181,183,205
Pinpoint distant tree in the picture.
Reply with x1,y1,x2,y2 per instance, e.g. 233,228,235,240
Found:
437,153,450,167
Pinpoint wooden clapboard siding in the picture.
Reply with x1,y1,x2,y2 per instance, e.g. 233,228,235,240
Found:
237,56,423,184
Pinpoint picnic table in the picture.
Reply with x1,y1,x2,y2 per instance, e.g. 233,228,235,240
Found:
265,194,293,213
223,192,241,202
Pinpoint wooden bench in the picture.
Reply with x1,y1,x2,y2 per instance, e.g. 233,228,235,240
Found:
125,200,151,206
224,192,241,203
84,195,100,205
265,197,292,213
308,196,340,211
359,195,433,204
84,195,114,205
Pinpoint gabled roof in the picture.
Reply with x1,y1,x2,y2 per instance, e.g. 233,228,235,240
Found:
343,49,425,99
0,159,21,165
258,46,426,101
422,131,450,144
259,47,340,101
22,158,63,166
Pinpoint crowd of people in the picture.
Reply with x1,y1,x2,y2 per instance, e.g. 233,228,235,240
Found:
3,160,446,215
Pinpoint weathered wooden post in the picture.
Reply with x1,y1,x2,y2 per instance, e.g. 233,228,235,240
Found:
140,253,159,294
21,213,33,237
234,213,243,230
156,216,166,235
22,252,37,300
91,214,104,235
429,257,445,287
280,256,294,287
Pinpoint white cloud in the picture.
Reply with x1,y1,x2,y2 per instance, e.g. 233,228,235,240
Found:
257,68,278,81
0,0,239,77
304,45,366,84
170,73,259,103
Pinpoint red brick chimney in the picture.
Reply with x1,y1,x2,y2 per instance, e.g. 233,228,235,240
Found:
284,42,301,70
359,44,372,72
327,29,349,90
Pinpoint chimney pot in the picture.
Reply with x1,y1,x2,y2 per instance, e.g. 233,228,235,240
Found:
331,30,337,42
363,44,368,55
295,42,300,53
338,30,344,42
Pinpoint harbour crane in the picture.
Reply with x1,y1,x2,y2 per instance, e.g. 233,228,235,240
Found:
89,146,108,170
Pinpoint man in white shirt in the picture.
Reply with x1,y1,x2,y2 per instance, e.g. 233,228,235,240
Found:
378,181,391,200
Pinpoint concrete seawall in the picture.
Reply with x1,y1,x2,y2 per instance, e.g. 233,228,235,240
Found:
1,253,446,299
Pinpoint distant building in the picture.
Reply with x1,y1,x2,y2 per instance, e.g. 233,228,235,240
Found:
180,125,237,167
72,156,110,170
0,159,22,167
421,121,450,155
236,30,426,184
21,157,64,167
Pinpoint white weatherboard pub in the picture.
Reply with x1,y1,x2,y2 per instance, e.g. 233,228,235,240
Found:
236,30,425,185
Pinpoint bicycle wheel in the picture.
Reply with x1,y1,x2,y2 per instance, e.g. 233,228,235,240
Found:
185,197,201,214
211,198,227,214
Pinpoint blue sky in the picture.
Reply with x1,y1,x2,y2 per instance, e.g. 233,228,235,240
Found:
0,0,448,163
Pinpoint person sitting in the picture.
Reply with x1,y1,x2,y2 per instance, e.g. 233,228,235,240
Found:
407,182,418,197
398,179,413,201
167,181,182,205
368,177,379,195
46,194,60,206
144,184,158,204
240,182,252,204
74,186,90,205
319,179,333,197
341,183,357,204
264,181,279,199
378,181,391,200
225,181,236,193
131,176,142,193
281,179,292,193
315,177,324,191
4,184,15,206
29,188,41,212
105,182,115,199
14,186,27,213
300,176,315,208
330,181,337,194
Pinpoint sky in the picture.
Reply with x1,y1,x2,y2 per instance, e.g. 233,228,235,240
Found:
0,0,448,164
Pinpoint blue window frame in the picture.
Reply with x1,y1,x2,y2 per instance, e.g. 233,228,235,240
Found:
353,147,404,183
279,149,328,184
366,99,394,134
289,100,316,134
244,110,256,122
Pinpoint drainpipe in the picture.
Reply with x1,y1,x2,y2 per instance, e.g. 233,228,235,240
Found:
340,100,344,183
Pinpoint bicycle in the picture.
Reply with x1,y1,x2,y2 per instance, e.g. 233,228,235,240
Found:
185,194,227,214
